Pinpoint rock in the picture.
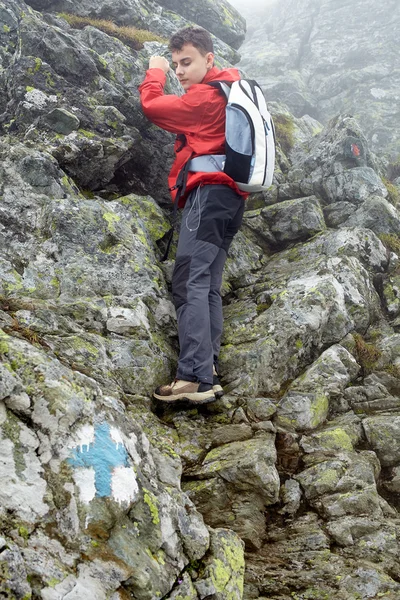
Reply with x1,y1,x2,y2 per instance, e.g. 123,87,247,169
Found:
194,528,245,600
3,0,400,596
344,195,400,236
0,543,32,599
260,195,326,245
279,479,302,516
183,436,279,549
44,107,80,134
4,391,31,413
363,416,400,467
210,423,253,447
245,397,277,422
0,363,19,400
155,0,246,49
275,345,360,431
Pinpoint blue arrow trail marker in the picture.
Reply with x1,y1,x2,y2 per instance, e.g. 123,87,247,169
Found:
68,422,129,498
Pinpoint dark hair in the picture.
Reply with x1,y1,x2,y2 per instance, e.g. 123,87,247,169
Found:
169,26,214,56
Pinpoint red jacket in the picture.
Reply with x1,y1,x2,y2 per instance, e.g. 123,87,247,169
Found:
139,66,248,206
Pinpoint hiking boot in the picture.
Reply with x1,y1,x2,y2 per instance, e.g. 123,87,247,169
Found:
153,379,216,405
213,366,224,399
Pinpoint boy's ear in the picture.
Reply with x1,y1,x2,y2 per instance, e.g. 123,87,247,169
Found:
206,52,214,69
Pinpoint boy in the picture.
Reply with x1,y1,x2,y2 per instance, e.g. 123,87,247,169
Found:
139,26,246,405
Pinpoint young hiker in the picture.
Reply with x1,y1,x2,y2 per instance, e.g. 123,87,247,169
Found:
139,26,247,405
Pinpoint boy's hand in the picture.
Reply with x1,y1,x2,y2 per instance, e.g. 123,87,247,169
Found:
149,56,170,74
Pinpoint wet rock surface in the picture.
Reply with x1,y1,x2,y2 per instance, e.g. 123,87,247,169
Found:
1,0,400,598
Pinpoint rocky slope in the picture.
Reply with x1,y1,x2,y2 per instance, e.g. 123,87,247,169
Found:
238,0,400,160
1,0,400,599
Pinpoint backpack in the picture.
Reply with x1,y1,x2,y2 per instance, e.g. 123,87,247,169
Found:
161,79,275,260
189,79,276,192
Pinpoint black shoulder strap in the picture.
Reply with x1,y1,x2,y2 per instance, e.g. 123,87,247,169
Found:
207,80,232,100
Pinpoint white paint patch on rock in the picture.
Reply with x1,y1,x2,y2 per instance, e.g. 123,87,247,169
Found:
110,426,124,449
69,425,95,452
111,466,139,504
72,467,96,504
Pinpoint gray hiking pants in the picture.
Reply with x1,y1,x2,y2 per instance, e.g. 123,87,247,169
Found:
172,184,244,384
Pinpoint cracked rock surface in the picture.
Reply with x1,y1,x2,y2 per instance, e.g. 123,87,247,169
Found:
1,0,400,598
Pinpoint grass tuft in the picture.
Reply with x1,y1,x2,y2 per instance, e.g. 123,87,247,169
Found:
353,333,381,374
59,13,167,50
378,234,400,255
273,114,295,155
382,177,400,207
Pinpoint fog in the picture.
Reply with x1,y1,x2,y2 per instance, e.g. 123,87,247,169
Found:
228,0,279,12
227,0,279,22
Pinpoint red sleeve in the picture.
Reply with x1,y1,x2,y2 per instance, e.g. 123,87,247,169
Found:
138,68,206,135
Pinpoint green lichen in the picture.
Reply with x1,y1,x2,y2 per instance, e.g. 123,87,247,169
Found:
142,488,160,525
45,71,56,87
310,393,329,428
102,211,120,233
315,428,353,452
25,86,35,93
18,526,29,540
78,128,96,138
3,25,10,33
0,331,9,356
210,558,231,592
315,467,341,489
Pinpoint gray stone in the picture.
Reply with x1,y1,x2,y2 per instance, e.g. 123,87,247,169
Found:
5,391,31,413
44,108,80,134
363,416,400,467
246,398,277,421
155,0,246,49
279,479,302,516
261,195,326,245
194,529,245,600
344,196,400,236
275,345,359,432
0,363,19,400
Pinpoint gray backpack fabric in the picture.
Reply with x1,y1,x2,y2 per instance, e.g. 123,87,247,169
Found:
189,79,276,192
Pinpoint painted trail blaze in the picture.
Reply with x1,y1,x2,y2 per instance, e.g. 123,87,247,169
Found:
68,422,129,497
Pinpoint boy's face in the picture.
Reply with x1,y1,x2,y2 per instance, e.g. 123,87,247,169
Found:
171,43,214,91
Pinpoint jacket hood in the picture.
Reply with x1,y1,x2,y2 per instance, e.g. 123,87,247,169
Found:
202,66,241,84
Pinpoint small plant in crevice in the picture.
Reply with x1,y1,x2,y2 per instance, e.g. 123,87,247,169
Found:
353,332,382,374
382,176,400,207
378,233,400,255
273,113,295,155
388,158,400,182
59,13,167,50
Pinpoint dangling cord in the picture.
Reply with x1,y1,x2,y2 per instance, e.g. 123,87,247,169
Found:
185,186,202,232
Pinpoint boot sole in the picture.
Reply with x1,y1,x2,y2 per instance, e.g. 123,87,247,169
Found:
153,391,216,405
213,384,224,399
